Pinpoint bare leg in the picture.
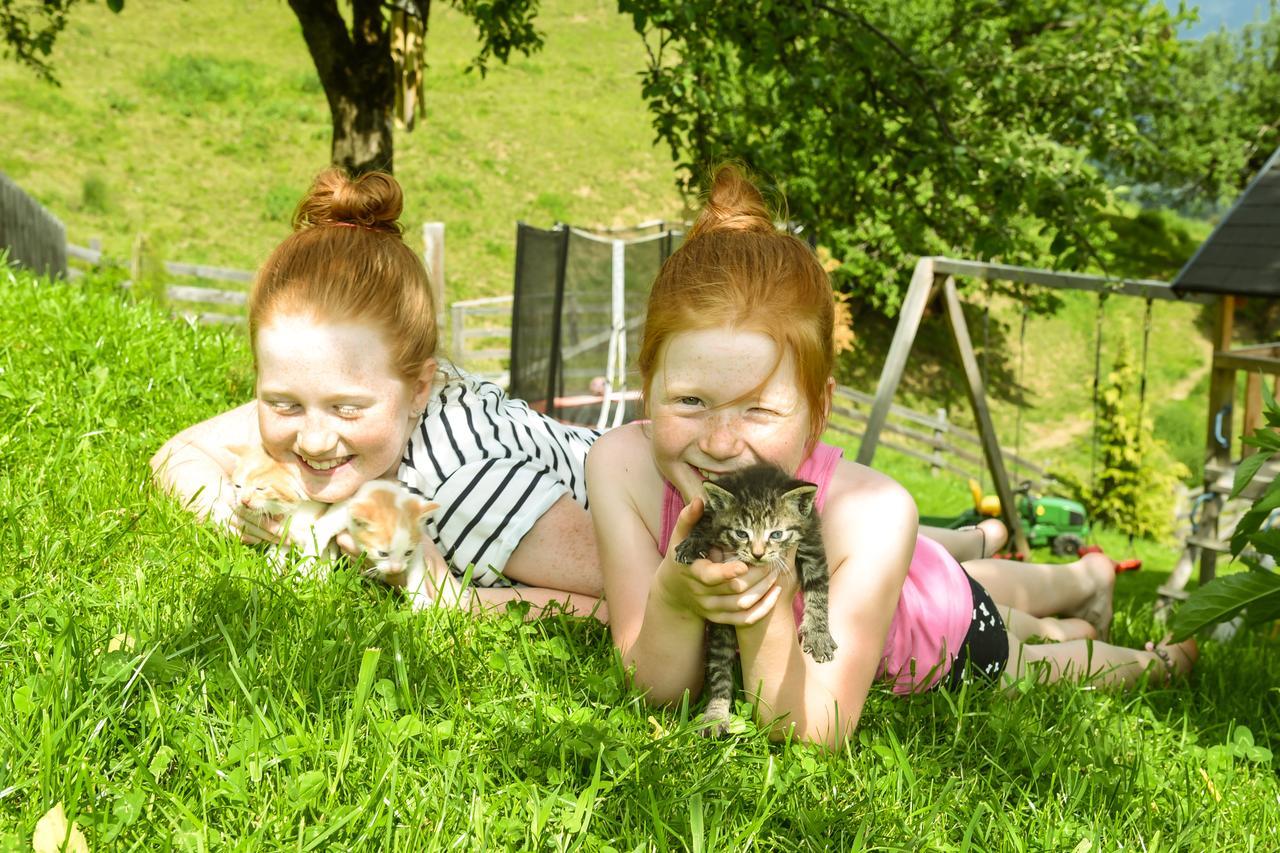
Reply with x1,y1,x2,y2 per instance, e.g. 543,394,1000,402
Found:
1006,634,1197,688
920,518,1008,562
964,552,1116,639
1004,607,1097,642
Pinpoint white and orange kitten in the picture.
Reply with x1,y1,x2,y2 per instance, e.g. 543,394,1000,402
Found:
345,481,467,609
227,444,338,574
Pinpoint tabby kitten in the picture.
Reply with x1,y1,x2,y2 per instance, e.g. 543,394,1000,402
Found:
228,443,336,574
345,481,468,609
675,462,837,734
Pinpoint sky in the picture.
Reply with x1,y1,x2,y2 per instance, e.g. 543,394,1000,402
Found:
1168,0,1273,38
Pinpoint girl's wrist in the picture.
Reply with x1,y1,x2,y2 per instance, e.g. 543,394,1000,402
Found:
653,557,700,618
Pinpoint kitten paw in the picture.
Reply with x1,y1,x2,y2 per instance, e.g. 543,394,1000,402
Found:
699,698,733,737
800,631,838,663
674,539,699,565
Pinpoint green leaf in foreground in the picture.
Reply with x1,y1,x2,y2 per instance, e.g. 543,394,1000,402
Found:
1231,450,1270,500
1169,572,1280,640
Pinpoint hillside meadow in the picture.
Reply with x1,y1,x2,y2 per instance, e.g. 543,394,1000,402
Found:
0,0,1232,504
0,0,684,295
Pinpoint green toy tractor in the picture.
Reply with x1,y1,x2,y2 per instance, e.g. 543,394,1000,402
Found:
923,479,1091,557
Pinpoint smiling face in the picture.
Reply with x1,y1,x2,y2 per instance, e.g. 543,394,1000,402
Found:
255,313,436,503
649,327,819,502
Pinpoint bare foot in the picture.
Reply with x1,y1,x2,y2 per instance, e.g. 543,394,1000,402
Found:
1145,635,1198,682
1072,552,1116,641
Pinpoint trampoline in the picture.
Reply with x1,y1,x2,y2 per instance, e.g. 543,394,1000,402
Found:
509,221,685,429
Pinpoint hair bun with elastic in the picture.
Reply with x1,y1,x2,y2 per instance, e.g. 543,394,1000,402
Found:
688,163,775,240
293,168,404,235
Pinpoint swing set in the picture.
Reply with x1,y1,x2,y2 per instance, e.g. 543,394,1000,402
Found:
857,255,1214,561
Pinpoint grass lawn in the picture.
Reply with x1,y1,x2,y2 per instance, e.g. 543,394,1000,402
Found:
3,267,1280,849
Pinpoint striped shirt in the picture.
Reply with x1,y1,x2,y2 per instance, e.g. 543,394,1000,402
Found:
398,368,600,586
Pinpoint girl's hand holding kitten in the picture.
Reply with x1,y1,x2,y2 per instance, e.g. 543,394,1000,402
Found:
659,498,783,626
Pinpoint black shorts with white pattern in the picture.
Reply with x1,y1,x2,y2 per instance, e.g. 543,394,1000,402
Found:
943,570,1009,690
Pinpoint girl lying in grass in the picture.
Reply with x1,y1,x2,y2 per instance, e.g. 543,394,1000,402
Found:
584,165,1196,747
151,168,603,616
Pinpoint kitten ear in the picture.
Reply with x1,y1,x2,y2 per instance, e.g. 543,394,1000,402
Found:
702,482,735,513
412,499,440,525
782,485,818,517
351,516,373,530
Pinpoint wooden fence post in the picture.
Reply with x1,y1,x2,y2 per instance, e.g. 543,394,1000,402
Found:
422,222,445,320
451,301,466,366
931,408,947,477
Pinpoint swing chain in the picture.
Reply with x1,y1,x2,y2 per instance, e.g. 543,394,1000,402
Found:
1088,291,1108,498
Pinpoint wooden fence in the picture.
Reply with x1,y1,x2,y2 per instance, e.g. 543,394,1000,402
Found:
66,241,253,325
825,385,1054,490
1,172,67,277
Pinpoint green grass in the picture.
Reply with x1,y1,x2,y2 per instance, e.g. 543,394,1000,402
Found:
0,0,684,296
4,265,1280,849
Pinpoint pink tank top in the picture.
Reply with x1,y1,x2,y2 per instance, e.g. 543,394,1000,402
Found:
657,442,973,693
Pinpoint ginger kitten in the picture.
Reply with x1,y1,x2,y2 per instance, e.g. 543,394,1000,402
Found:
228,443,336,573
345,481,466,609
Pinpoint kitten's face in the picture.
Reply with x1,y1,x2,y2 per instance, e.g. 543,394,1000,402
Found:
704,481,816,569
348,483,439,579
230,444,308,516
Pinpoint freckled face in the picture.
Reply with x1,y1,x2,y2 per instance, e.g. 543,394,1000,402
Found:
649,327,813,502
255,313,435,503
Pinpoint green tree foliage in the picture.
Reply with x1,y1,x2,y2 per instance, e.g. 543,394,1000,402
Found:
619,0,1186,312
1115,5,1280,211
1,0,121,82
1170,383,1280,640
1059,339,1189,540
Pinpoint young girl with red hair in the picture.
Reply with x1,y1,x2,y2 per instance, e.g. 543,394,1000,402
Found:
152,169,603,615
586,166,1195,747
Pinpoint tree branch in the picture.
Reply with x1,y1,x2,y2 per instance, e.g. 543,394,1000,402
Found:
811,1,956,144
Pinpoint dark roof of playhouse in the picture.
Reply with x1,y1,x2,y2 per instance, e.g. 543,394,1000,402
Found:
1172,146,1280,298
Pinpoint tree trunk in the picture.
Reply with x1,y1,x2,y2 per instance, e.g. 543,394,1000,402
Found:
288,0,397,175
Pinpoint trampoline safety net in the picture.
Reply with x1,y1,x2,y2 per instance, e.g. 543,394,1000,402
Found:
509,221,684,429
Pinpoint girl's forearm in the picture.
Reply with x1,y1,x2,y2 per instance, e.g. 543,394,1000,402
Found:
620,582,709,705
737,605,856,748
468,586,607,622
150,440,233,523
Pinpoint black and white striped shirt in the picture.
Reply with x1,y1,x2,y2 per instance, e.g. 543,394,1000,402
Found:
398,369,600,586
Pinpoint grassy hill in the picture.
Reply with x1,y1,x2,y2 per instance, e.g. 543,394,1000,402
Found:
0,0,685,296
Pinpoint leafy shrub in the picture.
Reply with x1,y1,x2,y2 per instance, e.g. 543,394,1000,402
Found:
1171,382,1280,640
1058,341,1189,540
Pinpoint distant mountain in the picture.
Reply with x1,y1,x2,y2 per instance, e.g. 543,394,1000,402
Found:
1168,0,1272,38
